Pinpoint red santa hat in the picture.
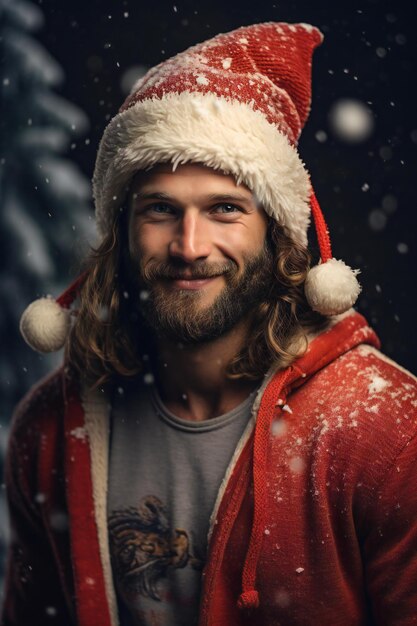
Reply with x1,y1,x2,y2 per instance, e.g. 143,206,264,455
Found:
20,21,361,353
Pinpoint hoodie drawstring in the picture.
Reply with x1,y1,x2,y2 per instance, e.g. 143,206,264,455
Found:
237,366,293,611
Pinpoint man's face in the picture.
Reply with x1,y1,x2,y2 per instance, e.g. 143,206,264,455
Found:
127,162,272,344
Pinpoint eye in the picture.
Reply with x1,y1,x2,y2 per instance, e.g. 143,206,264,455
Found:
212,203,242,216
139,203,177,220
148,203,175,214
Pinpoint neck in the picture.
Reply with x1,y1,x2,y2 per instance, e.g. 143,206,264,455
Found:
150,319,260,421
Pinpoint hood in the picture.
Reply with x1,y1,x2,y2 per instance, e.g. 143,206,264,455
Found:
237,310,380,610
291,310,379,384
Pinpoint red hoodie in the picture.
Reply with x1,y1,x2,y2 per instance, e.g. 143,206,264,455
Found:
2,312,417,626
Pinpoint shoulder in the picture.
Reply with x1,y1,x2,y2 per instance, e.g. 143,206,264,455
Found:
11,367,66,428
7,367,67,459
331,341,415,383
295,342,417,419
287,345,417,480
5,367,69,518
312,343,417,424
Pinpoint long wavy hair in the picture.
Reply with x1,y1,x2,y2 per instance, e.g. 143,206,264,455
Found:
67,207,329,388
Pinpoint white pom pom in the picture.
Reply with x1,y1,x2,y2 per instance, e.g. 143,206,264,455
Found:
20,297,71,353
304,258,362,316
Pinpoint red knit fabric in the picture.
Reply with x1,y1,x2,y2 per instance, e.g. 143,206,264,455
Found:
63,377,114,626
237,589,259,610
3,313,417,626
120,23,323,145
56,271,88,309
310,190,333,262
198,315,417,625
237,367,293,609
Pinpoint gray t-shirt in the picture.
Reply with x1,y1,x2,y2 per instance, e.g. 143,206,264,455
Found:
107,379,256,626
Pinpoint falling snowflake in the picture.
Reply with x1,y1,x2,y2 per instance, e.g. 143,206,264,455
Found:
70,426,88,441
368,209,387,232
397,242,408,254
329,98,374,143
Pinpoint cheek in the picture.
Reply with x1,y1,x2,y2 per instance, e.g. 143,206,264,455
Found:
129,223,169,261
214,222,267,262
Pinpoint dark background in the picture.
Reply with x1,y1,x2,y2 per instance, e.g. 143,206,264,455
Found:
34,0,417,373
0,0,416,598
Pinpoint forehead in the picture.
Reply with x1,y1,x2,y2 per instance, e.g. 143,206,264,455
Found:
129,162,254,197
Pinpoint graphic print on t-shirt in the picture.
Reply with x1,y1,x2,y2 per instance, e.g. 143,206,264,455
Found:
109,495,204,602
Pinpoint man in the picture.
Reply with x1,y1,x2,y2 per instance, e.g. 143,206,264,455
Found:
3,22,417,626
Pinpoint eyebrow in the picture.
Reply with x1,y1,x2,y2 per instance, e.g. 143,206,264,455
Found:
131,191,254,204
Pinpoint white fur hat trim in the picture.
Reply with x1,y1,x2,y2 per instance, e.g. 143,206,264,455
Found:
304,258,361,316
20,297,70,353
93,92,311,246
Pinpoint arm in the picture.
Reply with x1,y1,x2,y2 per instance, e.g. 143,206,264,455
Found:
1,382,75,625
362,431,417,625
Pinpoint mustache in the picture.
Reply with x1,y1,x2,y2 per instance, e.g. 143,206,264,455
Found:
141,260,238,282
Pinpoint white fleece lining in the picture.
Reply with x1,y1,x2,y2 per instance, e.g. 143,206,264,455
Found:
93,92,311,246
82,388,119,626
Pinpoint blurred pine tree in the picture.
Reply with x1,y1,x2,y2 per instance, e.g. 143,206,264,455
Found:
0,0,95,587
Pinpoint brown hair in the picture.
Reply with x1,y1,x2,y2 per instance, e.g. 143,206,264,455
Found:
67,209,328,387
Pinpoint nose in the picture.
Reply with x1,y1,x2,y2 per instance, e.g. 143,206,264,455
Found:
169,211,212,263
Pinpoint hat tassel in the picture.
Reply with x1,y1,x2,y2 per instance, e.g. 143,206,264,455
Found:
20,272,87,353
304,191,361,316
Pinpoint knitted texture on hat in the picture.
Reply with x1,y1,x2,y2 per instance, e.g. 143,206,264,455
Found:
93,22,323,246
122,22,321,142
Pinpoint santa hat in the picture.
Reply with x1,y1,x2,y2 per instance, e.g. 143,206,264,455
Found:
20,22,361,353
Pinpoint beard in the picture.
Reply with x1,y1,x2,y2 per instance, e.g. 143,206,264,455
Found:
129,246,274,345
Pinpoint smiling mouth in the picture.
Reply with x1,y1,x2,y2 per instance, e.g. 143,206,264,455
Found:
169,275,221,290
167,271,222,280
